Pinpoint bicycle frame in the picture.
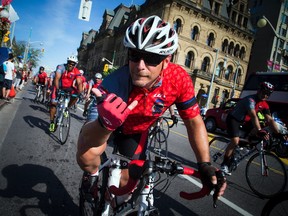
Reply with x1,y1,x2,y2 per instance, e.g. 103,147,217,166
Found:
86,152,220,216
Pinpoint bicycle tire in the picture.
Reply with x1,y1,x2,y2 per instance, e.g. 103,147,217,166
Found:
59,109,71,144
147,129,168,160
160,117,170,139
34,86,41,103
261,191,288,216
79,153,109,216
209,137,230,166
245,151,287,198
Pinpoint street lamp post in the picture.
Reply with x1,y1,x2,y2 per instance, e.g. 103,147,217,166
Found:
257,15,286,71
102,51,116,69
206,48,219,110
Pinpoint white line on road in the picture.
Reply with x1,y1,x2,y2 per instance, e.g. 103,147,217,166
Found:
180,175,253,216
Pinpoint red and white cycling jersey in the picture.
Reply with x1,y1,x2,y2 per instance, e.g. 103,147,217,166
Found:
56,64,81,88
37,72,47,84
101,63,200,134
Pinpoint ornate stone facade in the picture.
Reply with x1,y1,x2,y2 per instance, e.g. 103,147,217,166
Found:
78,0,254,109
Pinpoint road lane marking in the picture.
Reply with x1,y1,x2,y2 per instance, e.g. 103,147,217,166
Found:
180,175,254,216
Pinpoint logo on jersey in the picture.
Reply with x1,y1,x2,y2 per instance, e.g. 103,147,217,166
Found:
152,98,165,115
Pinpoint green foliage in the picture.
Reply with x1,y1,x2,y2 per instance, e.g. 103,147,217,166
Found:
11,40,43,69
103,67,118,78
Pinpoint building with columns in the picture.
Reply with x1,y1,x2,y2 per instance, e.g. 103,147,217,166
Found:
78,0,254,109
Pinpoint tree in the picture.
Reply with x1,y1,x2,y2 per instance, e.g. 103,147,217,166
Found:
11,40,43,69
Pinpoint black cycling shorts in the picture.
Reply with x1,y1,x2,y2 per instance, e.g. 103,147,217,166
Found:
112,130,149,160
226,114,242,138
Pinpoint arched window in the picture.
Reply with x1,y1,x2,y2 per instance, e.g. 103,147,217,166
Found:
228,42,234,55
174,19,182,34
225,65,233,80
215,62,224,77
191,26,200,41
201,57,210,72
239,47,246,60
207,32,215,47
185,51,194,68
222,39,229,53
234,44,240,57
235,68,242,85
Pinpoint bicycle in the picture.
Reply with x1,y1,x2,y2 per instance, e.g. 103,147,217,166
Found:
34,84,45,103
261,191,288,216
147,116,177,160
79,149,225,216
209,133,287,198
54,91,77,144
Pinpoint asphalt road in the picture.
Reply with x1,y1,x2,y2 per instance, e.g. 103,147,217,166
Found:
0,82,287,216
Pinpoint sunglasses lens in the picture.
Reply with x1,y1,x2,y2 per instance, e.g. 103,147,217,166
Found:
68,61,76,66
128,49,166,66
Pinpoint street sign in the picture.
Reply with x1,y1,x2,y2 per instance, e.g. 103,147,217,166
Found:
103,64,109,72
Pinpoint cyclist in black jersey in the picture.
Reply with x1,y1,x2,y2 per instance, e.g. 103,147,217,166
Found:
221,82,281,175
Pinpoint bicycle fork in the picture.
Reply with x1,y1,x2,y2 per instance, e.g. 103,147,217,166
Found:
259,141,269,176
101,157,156,216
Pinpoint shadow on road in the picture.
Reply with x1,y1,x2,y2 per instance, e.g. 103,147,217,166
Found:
0,164,78,216
23,115,50,133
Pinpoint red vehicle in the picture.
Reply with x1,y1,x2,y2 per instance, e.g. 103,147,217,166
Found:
204,98,240,132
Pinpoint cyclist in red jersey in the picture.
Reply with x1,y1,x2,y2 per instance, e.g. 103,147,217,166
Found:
76,15,226,199
221,82,281,175
82,72,103,117
49,55,83,132
34,66,47,102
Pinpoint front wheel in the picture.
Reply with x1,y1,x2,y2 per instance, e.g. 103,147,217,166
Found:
205,118,216,132
147,129,168,160
261,191,288,216
59,109,71,144
245,151,287,198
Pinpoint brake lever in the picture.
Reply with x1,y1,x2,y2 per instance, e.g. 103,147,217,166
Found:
213,170,226,208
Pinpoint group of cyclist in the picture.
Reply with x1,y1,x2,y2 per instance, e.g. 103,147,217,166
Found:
31,14,287,211
33,54,103,132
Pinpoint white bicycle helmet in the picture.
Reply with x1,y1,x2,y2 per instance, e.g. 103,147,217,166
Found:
123,15,178,55
95,73,102,79
67,55,78,63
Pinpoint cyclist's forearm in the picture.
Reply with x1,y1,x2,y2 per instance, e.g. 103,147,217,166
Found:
184,115,210,163
77,120,111,172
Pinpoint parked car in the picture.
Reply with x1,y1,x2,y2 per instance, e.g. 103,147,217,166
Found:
204,98,240,132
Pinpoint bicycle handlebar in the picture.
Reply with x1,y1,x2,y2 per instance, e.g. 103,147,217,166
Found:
109,157,222,206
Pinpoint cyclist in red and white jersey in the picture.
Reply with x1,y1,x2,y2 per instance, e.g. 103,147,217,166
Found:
221,82,281,175
82,72,103,117
34,66,47,102
76,15,226,199
49,55,83,132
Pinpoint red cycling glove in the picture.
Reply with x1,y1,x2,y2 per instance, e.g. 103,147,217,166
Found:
97,93,132,131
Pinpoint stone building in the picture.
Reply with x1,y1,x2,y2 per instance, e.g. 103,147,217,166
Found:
77,0,254,109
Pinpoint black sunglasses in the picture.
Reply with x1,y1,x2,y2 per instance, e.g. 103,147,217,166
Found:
262,90,272,96
128,49,167,66
68,61,76,66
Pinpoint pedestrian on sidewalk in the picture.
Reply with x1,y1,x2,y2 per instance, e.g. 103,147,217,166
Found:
14,68,23,91
2,53,15,101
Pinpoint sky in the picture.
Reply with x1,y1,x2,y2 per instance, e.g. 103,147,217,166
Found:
10,0,145,73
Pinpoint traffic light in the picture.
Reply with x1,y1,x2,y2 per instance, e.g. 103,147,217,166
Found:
78,0,92,21
103,64,109,72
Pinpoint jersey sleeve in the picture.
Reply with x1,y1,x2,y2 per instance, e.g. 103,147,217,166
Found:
169,64,200,119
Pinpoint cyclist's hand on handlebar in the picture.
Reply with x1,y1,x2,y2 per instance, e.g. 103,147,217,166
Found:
197,162,227,206
257,129,269,140
171,115,178,126
96,92,138,131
